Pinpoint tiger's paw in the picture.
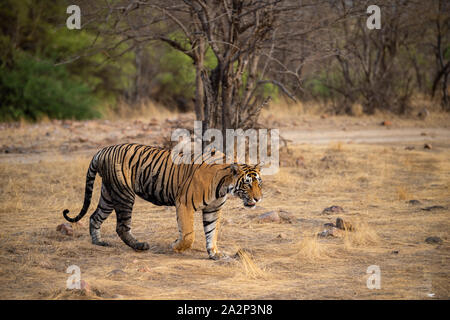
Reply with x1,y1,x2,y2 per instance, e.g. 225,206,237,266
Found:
171,243,187,253
134,242,150,251
171,237,194,252
208,251,230,261
92,240,111,247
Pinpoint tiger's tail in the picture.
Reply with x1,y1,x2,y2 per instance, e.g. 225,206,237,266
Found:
63,154,99,223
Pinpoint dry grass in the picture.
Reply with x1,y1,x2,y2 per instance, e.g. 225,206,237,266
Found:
259,96,450,131
295,235,329,261
101,99,177,121
234,248,266,279
262,100,326,117
0,113,449,299
342,219,381,249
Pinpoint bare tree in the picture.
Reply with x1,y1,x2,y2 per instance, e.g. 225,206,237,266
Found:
70,0,324,134
430,0,450,110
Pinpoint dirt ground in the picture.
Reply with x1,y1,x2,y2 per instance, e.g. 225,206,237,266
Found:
0,110,449,299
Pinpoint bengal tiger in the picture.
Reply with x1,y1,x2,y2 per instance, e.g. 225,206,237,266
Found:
63,143,262,259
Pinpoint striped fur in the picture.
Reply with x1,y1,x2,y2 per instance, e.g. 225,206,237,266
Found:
63,143,262,259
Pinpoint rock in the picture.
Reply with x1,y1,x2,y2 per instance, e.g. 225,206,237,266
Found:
425,237,443,245
424,143,432,150
278,210,294,223
107,269,127,278
112,294,124,300
324,223,335,228
276,233,286,239
322,205,345,214
80,280,90,293
405,146,415,150
335,217,355,231
391,250,399,254
257,211,280,223
318,231,328,238
56,223,73,236
295,157,305,168
137,266,151,273
381,120,392,126
318,227,343,238
421,205,446,211
408,199,421,205
417,108,429,120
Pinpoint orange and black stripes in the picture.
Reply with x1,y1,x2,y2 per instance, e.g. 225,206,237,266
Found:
62,143,263,258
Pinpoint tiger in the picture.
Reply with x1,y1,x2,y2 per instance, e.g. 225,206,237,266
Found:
63,143,262,260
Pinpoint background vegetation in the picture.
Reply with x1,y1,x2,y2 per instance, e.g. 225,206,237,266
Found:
0,0,448,122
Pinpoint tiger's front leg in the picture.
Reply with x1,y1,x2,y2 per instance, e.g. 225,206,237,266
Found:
202,208,226,260
171,205,195,252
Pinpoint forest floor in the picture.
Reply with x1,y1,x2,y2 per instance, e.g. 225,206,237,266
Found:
0,110,449,299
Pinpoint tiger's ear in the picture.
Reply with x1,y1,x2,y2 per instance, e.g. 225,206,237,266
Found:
230,163,243,176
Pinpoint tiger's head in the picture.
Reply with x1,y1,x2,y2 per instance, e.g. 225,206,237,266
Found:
229,163,262,209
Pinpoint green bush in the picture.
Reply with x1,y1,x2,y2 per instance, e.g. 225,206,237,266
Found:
0,53,99,121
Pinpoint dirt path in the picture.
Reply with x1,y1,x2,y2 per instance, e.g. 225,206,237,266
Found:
281,127,450,145
1,127,448,164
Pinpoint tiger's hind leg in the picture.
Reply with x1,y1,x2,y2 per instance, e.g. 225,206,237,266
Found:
115,201,150,251
90,185,114,247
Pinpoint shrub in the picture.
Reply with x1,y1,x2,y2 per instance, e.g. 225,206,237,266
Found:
0,53,99,121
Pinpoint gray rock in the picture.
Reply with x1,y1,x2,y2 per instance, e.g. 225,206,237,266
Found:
107,269,127,278
257,211,280,223
425,237,443,245
421,205,446,211
56,223,73,236
318,227,343,238
322,205,345,214
278,210,294,223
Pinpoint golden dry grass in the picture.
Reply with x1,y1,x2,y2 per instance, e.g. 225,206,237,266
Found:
101,99,177,121
0,113,449,300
